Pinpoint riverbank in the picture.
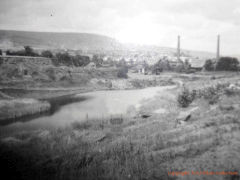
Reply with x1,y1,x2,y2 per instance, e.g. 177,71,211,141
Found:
1,71,239,125
1,76,240,180
0,74,175,124
0,98,50,124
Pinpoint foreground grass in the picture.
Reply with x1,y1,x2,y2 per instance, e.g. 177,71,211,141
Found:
1,74,240,180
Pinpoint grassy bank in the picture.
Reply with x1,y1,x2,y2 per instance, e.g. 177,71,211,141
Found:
0,98,50,123
1,77,240,180
0,94,88,125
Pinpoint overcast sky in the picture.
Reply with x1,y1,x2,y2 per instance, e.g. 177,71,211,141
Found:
0,0,240,55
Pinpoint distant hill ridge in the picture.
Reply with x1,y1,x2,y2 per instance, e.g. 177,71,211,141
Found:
0,29,215,59
0,30,122,51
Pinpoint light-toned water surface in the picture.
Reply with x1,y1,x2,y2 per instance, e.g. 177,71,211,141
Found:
0,86,173,136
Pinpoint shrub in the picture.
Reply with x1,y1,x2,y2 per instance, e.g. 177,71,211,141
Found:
175,63,185,73
204,59,215,71
24,46,38,56
177,87,195,108
73,55,90,67
41,50,53,58
53,53,90,67
92,54,103,67
55,52,73,66
117,66,128,79
6,46,39,57
216,57,239,71
197,84,229,104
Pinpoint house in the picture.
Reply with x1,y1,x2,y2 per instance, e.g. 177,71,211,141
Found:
189,60,205,71
136,64,146,74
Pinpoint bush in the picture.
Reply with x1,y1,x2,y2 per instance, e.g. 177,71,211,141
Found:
53,53,90,67
177,87,195,108
55,52,73,66
117,67,128,79
24,46,38,56
204,59,215,71
73,55,90,67
6,46,39,57
175,63,185,73
216,57,239,71
197,84,229,104
92,54,103,67
41,50,53,58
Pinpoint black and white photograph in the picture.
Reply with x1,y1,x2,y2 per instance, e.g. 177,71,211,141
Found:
0,0,240,180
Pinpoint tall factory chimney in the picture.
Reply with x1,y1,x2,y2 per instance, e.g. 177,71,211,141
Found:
177,35,180,61
216,35,220,61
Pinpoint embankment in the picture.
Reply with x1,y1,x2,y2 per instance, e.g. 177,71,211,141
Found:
0,98,50,124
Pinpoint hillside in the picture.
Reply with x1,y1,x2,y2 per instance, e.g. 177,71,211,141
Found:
0,30,215,59
0,30,122,52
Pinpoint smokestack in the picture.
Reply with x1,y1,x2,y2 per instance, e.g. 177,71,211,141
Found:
216,35,220,61
177,35,180,61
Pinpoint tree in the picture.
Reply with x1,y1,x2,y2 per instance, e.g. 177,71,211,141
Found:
216,57,239,71
117,66,128,78
41,50,53,58
0,49,2,55
73,55,90,67
204,59,215,71
55,52,73,66
24,46,38,56
175,62,185,72
118,58,127,67
92,55,103,67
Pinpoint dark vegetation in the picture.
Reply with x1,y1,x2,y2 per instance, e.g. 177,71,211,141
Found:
204,59,215,71
204,57,239,71
151,59,192,74
92,54,103,67
6,46,39,57
216,57,239,71
178,83,231,107
177,86,195,107
116,59,129,78
41,50,53,58
0,56,3,66
52,53,90,67
117,66,128,78
0,118,171,180
5,46,92,67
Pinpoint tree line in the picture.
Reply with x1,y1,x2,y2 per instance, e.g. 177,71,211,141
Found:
2,46,91,67
204,57,239,71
